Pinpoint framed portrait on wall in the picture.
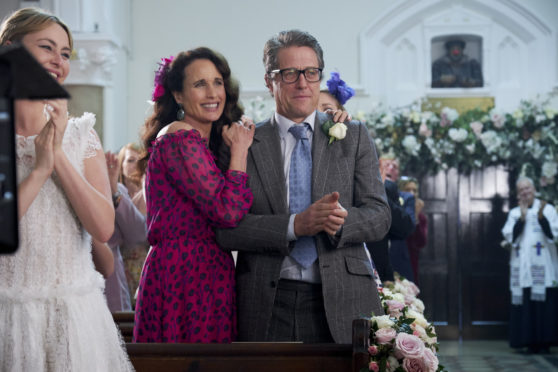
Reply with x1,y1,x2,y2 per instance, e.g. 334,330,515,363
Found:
431,35,483,88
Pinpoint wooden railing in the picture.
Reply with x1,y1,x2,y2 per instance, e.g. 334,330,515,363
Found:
113,312,371,372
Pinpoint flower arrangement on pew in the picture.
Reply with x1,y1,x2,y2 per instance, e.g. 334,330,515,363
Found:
363,274,447,372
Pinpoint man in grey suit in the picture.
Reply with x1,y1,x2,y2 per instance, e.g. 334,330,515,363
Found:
216,30,390,344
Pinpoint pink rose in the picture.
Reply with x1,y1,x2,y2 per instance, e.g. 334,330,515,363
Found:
402,357,428,372
385,300,405,314
491,113,505,128
394,333,425,359
407,281,420,296
369,361,379,372
422,348,439,372
368,345,379,355
404,294,415,305
411,324,427,341
470,121,483,138
375,327,397,344
418,123,432,137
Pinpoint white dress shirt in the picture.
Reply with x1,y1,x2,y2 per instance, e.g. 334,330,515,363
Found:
275,111,321,283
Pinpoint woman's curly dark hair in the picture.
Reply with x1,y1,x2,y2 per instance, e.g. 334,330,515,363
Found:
138,47,243,175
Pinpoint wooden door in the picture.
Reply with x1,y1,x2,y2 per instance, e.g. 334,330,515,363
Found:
417,166,510,340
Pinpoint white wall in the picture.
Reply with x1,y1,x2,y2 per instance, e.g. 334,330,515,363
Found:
2,0,557,149
126,0,558,146
126,0,394,140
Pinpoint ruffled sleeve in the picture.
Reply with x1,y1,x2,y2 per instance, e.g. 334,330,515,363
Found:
152,130,253,228
70,112,102,159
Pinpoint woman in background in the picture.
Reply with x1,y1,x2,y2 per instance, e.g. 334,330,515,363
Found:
103,145,147,312
0,7,132,371
317,71,355,112
119,143,149,295
133,47,254,343
399,176,428,284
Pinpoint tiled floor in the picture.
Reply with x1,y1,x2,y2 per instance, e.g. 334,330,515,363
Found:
437,340,558,371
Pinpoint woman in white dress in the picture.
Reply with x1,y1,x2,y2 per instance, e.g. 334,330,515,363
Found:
0,8,133,371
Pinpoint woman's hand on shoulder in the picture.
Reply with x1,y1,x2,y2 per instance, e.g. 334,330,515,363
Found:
325,108,352,123
156,121,193,138
222,115,255,150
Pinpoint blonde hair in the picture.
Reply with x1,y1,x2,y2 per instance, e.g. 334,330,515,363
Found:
0,7,73,50
117,143,142,186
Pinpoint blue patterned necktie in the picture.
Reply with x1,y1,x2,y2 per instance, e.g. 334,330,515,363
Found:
288,123,317,268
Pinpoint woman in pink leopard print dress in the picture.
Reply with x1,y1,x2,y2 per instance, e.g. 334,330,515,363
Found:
133,47,254,343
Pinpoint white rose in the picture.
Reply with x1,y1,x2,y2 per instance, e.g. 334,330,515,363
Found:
410,298,425,313
374,138,384,151
387,356,400,372
480,130,503,154
329,122,347,141
410,111,421,124
355,110,367,122
381,113,395,127
392,293,406,304
441,107,459,122
406,309,428,328
542,161,558,178
394,281,408,295
448,128,468,143
382,288,394,298
372,315,395,329
402,135,421,155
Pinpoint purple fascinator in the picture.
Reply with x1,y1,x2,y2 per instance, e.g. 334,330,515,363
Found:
151,55,174,101
326,71,355,105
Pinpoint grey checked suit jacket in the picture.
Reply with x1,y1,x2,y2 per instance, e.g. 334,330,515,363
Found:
215,111,390,344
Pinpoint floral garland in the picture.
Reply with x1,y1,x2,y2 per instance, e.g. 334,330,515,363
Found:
363,275,447,372
361,92,558,206
242,92,558,206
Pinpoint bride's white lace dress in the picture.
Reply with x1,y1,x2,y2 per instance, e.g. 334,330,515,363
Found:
0,113,134,372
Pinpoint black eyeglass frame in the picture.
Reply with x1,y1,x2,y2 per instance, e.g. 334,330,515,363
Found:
268,67,323,84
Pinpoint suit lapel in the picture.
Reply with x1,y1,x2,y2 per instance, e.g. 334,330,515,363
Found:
311,112,334,201
250,118,288,214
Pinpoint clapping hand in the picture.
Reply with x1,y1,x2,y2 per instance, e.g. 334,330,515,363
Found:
519,198,529,220
294,192,348,237
44,99,69,152
104,151,120,194
33,120,56,177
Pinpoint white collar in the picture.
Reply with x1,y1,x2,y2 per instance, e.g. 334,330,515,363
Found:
274,111,316,139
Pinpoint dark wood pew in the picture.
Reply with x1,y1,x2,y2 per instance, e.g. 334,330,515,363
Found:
113,312,371,372
113,311,134,342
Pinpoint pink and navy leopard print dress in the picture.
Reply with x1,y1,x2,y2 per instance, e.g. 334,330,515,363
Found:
133,129,252,343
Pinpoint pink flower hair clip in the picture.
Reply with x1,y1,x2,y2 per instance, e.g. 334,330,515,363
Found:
151,55,174,101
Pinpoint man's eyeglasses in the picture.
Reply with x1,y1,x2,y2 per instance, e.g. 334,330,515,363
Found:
269,68,323,84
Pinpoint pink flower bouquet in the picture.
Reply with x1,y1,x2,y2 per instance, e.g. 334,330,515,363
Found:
362,274,447,372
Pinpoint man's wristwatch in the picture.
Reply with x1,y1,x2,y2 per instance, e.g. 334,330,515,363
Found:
112,190,122,208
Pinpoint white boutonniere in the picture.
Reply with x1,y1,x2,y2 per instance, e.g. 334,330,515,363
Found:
322,120,347,145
